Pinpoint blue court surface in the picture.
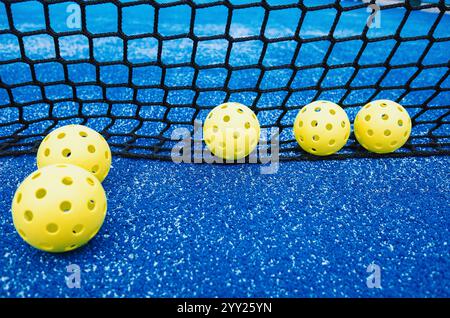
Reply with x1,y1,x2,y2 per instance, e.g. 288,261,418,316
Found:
0,155,449,297
0,0,450,298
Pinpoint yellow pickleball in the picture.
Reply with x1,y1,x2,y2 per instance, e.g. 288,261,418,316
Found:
37,125,112,182
293,101,350,156
354,100,412,154
203,102,260,160
11,164,107,253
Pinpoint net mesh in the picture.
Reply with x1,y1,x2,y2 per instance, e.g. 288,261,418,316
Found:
0,0,449,161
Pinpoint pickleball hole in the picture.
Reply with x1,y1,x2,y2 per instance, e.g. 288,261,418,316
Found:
404,131,408,137
314,107,321,112
46,223,58,234
91,165,99,174
311,148,317,152
391,140,398,146
311,120,318,127
79,131,88,138
341,121,346,128
72,224,84,235
245,122,251,129
88,200,96,211
237,108,244,114
365,104,371,109
36,189,47,199
299,121,303,128
397,107,404,112
32,172,41,180
233,132,240,139
62,149,71,158
329,139,336,146
302,108,307,113
223,115,230,122
329,109,336,115
105,151,109,159
88,145,96,153
17,193,22,203
221,105,227,109
24,210,33,222
312,135,320,141
18,229,26,238
398,120,404,127
213,125,219,133
86,178,95,186
326,123,332,131
382,114,389,120
60,201,72,213
57,133,66,139
384,129,391,136
380,102,387,107
62,177,73,185
40,243,53,251
44,149,50,157
367,129,374,136
365,115,371,122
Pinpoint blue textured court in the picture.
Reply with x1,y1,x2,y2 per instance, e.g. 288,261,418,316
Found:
0,0,449,298
0,155,449,297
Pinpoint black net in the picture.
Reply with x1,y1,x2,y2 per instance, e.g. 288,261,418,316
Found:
0,0,449,161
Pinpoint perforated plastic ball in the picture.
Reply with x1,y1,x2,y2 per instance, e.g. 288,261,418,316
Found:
354,100,412,154
293,101,350,156
203,102,260,160
37,125,112,182
11,164,107,253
